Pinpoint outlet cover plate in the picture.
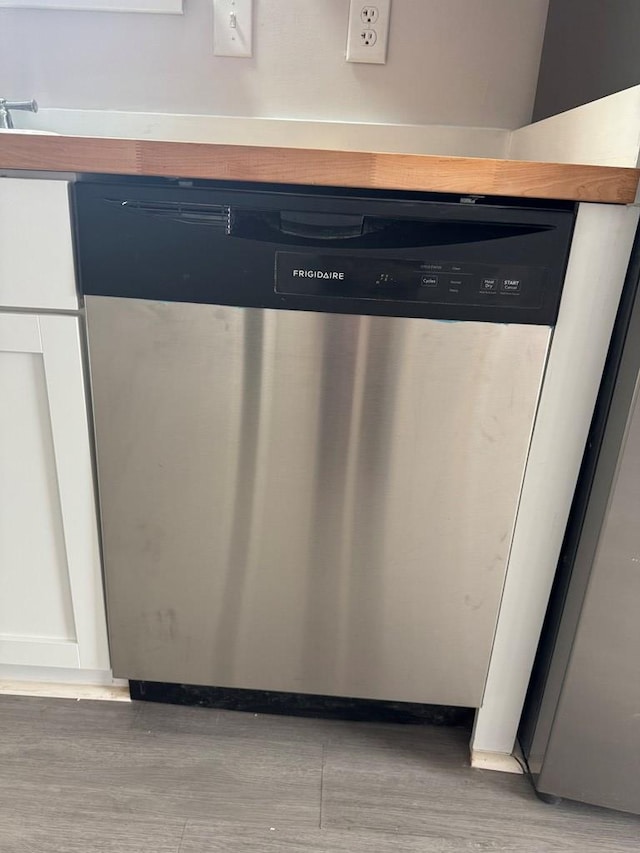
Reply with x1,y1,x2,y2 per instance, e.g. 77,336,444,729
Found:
213,0,253,58
346,0,391,64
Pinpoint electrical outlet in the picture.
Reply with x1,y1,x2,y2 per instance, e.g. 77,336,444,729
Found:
213,0,253,58
361,6,378,24
347,0,391,65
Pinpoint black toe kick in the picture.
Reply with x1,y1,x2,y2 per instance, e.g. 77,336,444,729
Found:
129,681,474,727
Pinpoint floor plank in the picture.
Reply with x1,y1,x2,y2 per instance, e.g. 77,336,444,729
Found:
135,699,222,737
0,696,322,828
1,695,639,853
137,701,470,753
0,803,184,853
181,820,513,852
321,741,640,851
0,693,139,735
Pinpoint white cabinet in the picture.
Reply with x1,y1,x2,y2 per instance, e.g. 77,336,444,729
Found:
0,175,109,677
0,178,77,311
0,312,109,671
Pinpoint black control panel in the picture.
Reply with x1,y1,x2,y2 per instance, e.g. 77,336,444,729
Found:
276,253,544,311
74,179,576,326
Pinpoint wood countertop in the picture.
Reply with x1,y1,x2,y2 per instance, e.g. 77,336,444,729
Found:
1,133,638,204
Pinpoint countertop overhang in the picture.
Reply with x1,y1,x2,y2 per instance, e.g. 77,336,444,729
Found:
0,133,638,203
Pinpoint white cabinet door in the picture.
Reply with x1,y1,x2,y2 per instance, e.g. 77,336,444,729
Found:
0,313,109,670
0,178,78,311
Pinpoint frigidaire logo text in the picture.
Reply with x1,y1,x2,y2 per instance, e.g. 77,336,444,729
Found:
292,269,345,280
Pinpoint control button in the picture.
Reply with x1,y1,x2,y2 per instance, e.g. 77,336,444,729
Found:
420,274,439,288
501,278,522,294
480,277,499,293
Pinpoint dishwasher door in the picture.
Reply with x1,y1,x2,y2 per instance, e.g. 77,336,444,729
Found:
86,295,550,706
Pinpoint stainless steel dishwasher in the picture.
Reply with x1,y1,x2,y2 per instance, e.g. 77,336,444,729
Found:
75,179,575,707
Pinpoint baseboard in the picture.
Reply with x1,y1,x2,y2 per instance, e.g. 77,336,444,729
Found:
0,664,129,701
0,680,130,701
470,746,525,774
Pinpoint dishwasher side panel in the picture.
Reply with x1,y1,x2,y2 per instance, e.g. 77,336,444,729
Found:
86,296,550,706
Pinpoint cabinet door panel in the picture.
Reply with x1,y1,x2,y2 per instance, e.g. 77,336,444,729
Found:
0,348,76,643
0,313,108,670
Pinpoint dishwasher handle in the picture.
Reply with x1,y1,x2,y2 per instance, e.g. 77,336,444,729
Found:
231,209,386,242
278,211,369,239
230,208,553,249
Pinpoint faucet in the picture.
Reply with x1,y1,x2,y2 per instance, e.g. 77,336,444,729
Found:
0,99,38,129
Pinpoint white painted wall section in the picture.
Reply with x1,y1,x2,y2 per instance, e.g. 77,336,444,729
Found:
13,109,512,158
0,0,549,129
509,85,640,167
472,203,640,759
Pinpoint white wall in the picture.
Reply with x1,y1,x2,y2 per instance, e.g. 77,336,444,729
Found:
509,85,640,167
0,0,549,128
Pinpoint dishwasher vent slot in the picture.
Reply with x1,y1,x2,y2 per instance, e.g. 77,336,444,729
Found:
105,198,230,230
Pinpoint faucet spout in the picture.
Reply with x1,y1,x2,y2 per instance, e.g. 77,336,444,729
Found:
0,99,38,130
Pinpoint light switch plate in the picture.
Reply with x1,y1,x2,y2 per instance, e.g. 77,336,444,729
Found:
213,0,253,58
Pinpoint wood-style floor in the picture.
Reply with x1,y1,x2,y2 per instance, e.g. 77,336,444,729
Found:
0,695,638,852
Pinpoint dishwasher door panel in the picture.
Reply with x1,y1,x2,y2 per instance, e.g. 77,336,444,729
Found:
86,295,550,706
